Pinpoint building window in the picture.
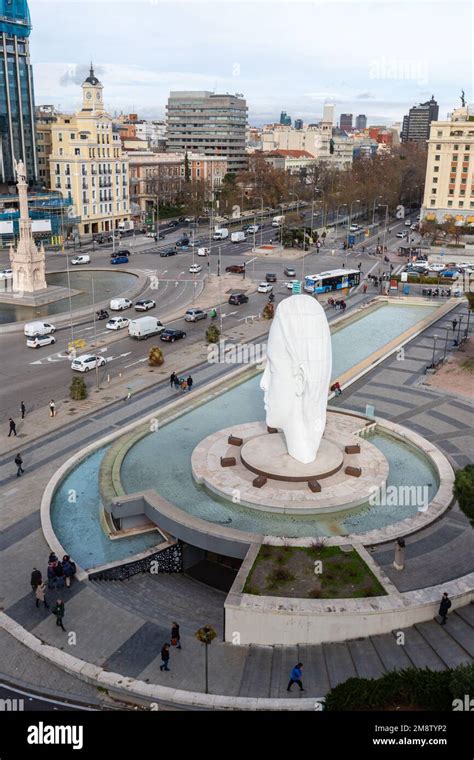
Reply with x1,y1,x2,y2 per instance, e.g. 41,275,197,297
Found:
459,201,464,207
71,133,75,139
75,148,80,156
454,144,459,150
431,188,436,195
434,154,440,161
430,199,435,206
432,177,438,183
470,202,474,208
437,131,442,137
465,145,470,150
436,144,441,150
83,206,88,216
434,166,439,172
58,133,63,142
447,200,452,206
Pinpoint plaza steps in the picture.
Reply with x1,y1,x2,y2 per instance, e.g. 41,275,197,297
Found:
237,604,474,698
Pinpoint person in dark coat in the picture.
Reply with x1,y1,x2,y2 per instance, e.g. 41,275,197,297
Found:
287,663,304,692
438,592,452,625
171,622,181,649
54,561,65,589
186,376,193,392
170,371,177,388
52,599,66,631
8,418,17,437
62,556,76,588
160,643,171,671
20,402,26,420
47,560,57,589
30,568,42,592
14,453,24,476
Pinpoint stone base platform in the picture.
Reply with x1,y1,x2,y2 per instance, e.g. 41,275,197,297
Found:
0,285,80,306
191,411,389,514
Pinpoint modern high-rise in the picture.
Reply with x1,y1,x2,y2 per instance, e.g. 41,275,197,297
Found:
0,0,37,184
355,114,367,130
166,91,248,173
280,111,291,126
401,96,439,143
294,118,303,130
340,113,353,131
422,104,474,224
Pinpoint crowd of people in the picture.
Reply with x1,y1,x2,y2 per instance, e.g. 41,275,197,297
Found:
169,372,193,393
30,552,77,632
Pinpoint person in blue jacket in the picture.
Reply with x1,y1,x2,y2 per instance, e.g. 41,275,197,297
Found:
287,662,304,692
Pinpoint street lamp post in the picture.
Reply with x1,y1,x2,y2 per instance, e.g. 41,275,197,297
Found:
335,204,348,241
378,203,389,254
348,199,361,250
195,625,217,695
431,334,439,368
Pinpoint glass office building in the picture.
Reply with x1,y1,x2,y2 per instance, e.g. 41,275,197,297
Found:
0,0,37,184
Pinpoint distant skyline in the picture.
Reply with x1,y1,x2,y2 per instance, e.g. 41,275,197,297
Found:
30,0,472,126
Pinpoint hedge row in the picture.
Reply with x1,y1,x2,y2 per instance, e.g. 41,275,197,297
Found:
324,663,474,711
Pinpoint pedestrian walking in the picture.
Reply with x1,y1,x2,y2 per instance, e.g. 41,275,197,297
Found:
171,622,181,649
159,643,170,671
52,599,66,631
14,453,24,477
173,376,181,391
287,662,304,692
180,378,187,393
438,592,452,625
49,400,56,418
30,568,42,592
358,262,362,270
126,386,132,401
20,401,26,420
186,375,193,392
8,418,16,437
452,319,458,332
170,371,177,388
363,283,368,294
62,555,76,588
35,582,49,609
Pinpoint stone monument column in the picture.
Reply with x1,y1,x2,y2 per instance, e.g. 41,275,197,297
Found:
10,159,47,293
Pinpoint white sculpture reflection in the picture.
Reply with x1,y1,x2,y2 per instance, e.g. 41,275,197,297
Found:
260,294,332,464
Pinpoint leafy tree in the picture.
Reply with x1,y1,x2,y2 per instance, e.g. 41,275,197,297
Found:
148,346,164,366
69,376,87,400
206,324,221,343
453,465,474,521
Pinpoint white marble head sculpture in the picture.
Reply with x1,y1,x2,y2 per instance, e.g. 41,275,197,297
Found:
260,294,332,464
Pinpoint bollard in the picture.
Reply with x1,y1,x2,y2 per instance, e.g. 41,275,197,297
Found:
393,538,406,571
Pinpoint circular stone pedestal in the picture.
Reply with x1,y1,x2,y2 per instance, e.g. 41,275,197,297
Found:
191,411,390,515
240,435,343,482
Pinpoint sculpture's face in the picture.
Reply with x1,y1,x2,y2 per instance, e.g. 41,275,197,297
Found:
260,317,296,431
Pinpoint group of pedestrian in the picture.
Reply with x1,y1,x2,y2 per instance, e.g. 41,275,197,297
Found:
160,622,181,672
327,298,346,312
7,399,57,478
169,372,193,393
30,553,77,632
330,381,342,397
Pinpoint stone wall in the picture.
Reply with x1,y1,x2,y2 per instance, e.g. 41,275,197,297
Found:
89,542,182,581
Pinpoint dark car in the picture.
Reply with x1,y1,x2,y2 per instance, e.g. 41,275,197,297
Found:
228,293,249,305
284,267,296,277
110,255,129,264
160,328,187,342
225,264,246,274
175,238,190,247
265,273,277,283
160,249,177,257
167,220,180,227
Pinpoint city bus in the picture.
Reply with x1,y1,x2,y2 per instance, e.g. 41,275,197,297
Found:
303,269,360,294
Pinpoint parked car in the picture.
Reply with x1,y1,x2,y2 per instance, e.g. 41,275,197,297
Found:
110,255,129,264
189,263,203,274
185,308,207,322
106,316,129,331
71,254,90,265
26,334,56,349
24,321,56,336
258,282,273,294
0,268,13,279
225,264,246,274
284,267,296,277
134,298,156,311
265,273,277,283
160,249,177,257
110,298,132,311
71,354,107,372
228,293,249,305
160,328,187,342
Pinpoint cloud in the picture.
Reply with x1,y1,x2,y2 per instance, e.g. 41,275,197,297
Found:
356,92,376,100
59,63,106,87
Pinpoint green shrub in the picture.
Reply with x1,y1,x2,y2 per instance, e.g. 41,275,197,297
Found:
148,346,164,366
449,662,474,699
267,567,294,586
453,465,474,521
206,324,221,343
69,376,87,400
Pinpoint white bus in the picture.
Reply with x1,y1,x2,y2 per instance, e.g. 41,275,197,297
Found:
304,269,361,294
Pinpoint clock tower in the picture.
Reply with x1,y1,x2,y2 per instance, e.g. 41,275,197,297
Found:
81,63,104,113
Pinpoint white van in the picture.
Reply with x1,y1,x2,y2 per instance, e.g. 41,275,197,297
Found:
272,215,285,227
128,316,164,340
24,321,56,337
231,231,246,243
110,298,132,311
212,228,229,240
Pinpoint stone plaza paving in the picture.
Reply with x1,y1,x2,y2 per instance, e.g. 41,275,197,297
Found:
0,299,473,706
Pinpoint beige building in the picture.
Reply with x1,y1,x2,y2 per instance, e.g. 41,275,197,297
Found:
422,106,474,224
35,105,59,186
49,66,130,236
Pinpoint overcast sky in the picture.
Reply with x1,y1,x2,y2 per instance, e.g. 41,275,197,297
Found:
30,0,472,126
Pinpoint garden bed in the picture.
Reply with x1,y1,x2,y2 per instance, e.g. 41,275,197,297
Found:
243,544,387,598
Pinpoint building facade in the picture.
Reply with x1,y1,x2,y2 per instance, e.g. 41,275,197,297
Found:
0,0,37,184
166,91,247,172
280,111,291,126
355,114,367,130
401,96,439,143
35,104,59,185
340,113,353,131
422,105,474,224
48,66,130,236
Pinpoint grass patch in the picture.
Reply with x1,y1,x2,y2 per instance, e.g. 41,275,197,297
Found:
460,358,474,372
243,544,386,598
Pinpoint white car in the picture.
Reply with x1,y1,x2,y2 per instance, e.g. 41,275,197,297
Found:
285,280,299,290
258,282,273,294
134,298,156,311
26,334,56,349
427,264,446,272
404,220,411,226
110,298,132,311
349,224,360,232
247,224,260,234
0,268,13,279
396,232,406,239
189,263,203,274
71,255,90,265
106,316,129,330
197,247,210,256
71,354,107,372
